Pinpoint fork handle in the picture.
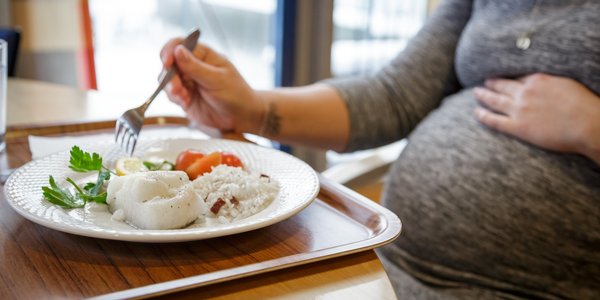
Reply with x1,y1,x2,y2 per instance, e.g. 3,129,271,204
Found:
143,28,202,110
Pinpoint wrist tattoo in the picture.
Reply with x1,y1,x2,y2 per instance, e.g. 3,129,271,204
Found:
260,102,281,136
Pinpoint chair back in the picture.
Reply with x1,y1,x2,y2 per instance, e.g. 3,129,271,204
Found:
0,28,21,77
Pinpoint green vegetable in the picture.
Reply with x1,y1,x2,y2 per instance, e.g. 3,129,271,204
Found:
87,169,111,196
83,182,96,191
69,146,103,172
143,160,175,171
42,176,84,208
42,146,112,208
66,178,107,204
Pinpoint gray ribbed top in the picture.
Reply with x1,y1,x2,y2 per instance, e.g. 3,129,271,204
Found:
325,0,600,299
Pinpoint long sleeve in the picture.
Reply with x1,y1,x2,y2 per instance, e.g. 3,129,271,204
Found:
324,0,472,152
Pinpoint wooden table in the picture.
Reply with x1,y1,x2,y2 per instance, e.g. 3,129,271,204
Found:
1,79,399,299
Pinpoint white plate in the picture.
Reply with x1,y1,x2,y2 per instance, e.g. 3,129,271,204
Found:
4,138,320,242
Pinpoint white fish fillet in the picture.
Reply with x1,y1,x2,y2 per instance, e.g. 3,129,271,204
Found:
106,171,203,229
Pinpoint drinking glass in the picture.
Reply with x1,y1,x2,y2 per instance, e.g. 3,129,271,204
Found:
0,39,6,152
0,39,8,183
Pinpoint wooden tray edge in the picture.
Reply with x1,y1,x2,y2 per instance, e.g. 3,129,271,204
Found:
6,116,190,141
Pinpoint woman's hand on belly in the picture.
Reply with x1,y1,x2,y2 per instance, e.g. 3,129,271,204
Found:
473,73,600,165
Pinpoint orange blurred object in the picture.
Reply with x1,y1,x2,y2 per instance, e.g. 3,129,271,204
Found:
185,152,222,180
221,152,244,168
175,149,205,172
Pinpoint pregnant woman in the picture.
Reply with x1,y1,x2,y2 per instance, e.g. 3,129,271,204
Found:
159,0,600,298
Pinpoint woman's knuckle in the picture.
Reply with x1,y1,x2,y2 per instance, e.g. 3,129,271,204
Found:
520,84,538,98
529,73,547,83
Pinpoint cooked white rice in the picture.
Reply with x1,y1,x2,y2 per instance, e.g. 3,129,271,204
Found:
192,165,279,223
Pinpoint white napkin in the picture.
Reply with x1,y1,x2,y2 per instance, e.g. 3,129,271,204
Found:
29,127,211,159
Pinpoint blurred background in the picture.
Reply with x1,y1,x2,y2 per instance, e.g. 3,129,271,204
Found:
1,0,439,169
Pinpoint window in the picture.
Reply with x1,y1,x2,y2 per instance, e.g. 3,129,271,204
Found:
327,0,426,166
332,0,426,77
89,0,277,99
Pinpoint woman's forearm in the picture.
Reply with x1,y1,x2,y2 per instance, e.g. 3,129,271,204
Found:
249,83,350,152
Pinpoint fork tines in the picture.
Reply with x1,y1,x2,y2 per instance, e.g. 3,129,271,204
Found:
115,117,139,157
113,28,201,157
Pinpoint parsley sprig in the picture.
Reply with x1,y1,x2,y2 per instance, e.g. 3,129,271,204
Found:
42,146,113,208
42,176,84,208
69,146,103,172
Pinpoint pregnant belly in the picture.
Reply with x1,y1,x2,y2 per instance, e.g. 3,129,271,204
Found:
381,89,600,297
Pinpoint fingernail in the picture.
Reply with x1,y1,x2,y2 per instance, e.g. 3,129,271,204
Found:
175,45,189,62
474,108,485,118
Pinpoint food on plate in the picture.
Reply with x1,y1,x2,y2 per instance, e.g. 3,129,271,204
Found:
193,165,278,223
115,157,175,176
221,152,244,168
115,157,146,176
186,151,222,180
175,150,244,180
106,171,203,229
174,149,205,171
42,145,280,229
142,159,175,171
42,146,111,208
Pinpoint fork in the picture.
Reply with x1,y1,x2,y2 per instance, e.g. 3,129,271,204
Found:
115,28,201,156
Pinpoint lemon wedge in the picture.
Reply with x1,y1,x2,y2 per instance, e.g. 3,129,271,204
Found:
115,157,146,176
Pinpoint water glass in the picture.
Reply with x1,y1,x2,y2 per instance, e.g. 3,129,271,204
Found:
0,39,6,152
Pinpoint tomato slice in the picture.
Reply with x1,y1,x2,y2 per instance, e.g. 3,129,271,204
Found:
175,150,204,172
221,152,244,168
186,151,222,180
